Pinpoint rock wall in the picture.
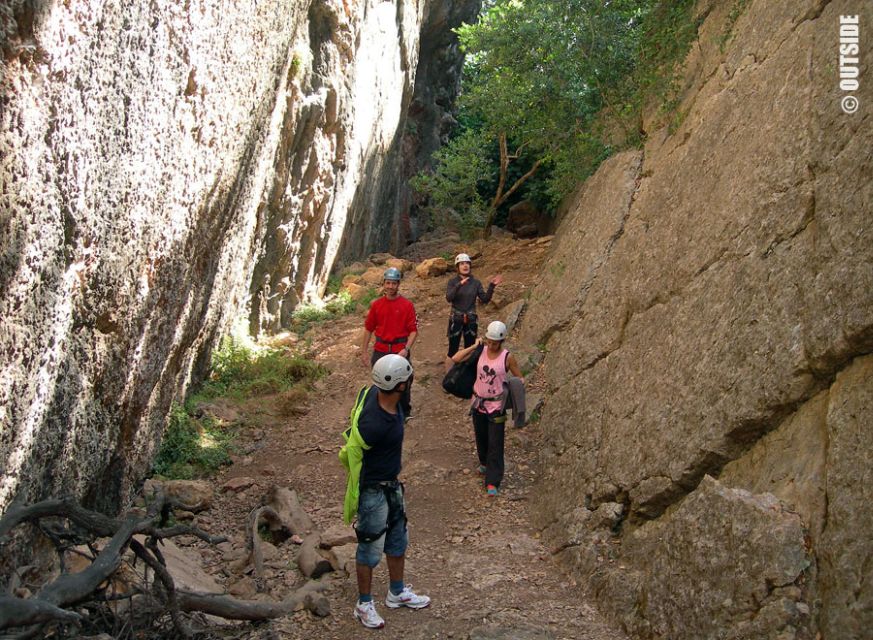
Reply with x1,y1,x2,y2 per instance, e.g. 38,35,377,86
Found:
522,0,872,637
0,0,477,525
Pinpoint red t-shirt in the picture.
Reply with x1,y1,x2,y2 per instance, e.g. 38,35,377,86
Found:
365,295,418,353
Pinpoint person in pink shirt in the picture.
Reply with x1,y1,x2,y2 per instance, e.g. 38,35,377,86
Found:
450,321,523,496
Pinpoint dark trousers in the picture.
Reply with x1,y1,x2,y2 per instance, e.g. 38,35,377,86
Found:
472,410,506,488
447,316,477,357
371,350,413,416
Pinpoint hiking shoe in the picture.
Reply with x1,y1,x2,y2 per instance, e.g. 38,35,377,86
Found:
477,465,486,475
354,600,385,629
486,484,499,497
385,585,431,609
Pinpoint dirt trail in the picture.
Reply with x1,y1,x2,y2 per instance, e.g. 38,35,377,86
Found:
199,236,629,640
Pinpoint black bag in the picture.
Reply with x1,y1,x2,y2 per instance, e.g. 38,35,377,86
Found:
442,344,483,399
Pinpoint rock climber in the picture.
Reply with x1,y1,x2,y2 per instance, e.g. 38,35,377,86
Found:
445,253,502,358
360,267,417,417
451,320,525,497
352,355,431,629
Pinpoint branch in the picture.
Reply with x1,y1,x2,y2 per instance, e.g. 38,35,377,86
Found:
37,514,139,607
508,140,531,159
0,595,81,629
0,498,118,539
490,132,509,211
176,580,330,620
248,506,279,586
130,539,190,638
0,492,326,633
494,158,544,209
137,524,227,545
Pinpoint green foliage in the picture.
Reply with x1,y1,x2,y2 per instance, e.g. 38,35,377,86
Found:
291,288,378,335
200,337,325,400
719,0,752,51
413,0,703,223
409,128,494,234
549,260,566,278
634,0,701,121
357,286,381,309
326,274,344,295
152,405,233,479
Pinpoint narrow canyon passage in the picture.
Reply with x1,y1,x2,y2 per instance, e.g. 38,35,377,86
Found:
202,238,629,639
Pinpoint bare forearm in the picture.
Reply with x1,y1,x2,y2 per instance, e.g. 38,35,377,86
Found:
451,340,480,363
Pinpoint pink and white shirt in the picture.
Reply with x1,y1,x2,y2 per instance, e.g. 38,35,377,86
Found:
473,348,508,414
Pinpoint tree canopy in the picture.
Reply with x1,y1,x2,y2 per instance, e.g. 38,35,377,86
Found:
412,0,699,235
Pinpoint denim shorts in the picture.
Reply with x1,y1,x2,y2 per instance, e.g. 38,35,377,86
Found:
355,483,408,567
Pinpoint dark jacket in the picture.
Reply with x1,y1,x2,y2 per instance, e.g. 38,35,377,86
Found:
501,377,527,427
446,275,495,315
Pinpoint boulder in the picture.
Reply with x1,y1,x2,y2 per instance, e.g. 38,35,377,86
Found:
501,299,526,335
368,252,394,265
228,577,258,598
221,477,257,493
415,257,449,278
342,282,369,301
506,200,551,236
143,478,213,512
324,543,357,575
341,261,368,276
360,266,387,286
605,477,812,640
319,523,357,549
515,223,539,239
157,538,225,594
385,257,414,272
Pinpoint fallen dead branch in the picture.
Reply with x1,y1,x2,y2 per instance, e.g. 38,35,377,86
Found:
246,485,326,584
0,488,330,637
177,579,330,619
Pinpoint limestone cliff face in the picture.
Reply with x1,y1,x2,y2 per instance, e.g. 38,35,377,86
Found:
521,0,872,637
0,0,477,519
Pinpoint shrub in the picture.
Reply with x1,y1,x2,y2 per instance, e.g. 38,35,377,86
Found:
291,288,378,335
199,337,325,400
152,405,233,479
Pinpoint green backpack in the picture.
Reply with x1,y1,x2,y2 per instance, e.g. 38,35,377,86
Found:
339,385,372,524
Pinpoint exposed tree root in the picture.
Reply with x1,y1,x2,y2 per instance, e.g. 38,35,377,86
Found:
0,487,330,636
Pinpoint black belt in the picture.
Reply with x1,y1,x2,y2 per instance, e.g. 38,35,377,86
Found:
375,337,408,345
361,479,402,490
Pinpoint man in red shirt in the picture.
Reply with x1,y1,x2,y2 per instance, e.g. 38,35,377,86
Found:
359,268,418,416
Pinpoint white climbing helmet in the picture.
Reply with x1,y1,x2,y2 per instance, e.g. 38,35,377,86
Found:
454,253,472,265
372,354,413,391
485,320,507,341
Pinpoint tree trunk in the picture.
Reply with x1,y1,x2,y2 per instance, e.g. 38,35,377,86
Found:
483,132,543,237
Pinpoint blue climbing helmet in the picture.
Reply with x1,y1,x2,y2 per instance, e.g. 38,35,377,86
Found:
383,267,402,281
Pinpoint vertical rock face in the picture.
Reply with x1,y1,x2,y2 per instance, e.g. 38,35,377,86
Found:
525,0,872,637
0,0,477,523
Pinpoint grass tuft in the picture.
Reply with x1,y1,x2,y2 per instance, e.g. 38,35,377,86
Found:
152,405,233,480
152,336,327,480
291,288,379,335
198,337,326,400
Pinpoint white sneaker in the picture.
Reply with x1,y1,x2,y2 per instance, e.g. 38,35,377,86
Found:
385,584,431,609
354,600,385,629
